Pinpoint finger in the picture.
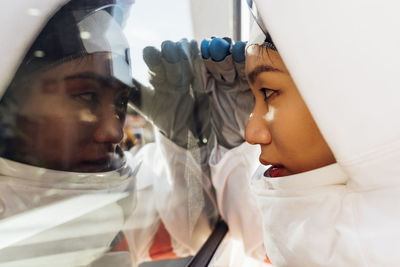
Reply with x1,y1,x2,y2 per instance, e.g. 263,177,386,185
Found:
222,37,233,44
209,37,230,62
188,40,207,94
176,39,194,85
204,38,236,84
232,41,246,62
161,40,184,86
232,41,247,80
177,38,190,60
143,46,166,84
190,39,200,60
161,40,180,63
128,78,156,120
201,39,211,59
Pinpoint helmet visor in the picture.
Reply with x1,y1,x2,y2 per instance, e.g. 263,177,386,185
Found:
0,1,133,172
246,0,277,50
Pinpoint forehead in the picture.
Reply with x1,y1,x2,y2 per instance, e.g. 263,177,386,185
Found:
245,45,288,75
38,52,114,80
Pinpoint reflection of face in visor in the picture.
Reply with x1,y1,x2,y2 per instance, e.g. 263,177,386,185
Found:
0,1,133,172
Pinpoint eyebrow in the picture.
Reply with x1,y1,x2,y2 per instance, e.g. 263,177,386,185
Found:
247,65,282,84
64,72,129,91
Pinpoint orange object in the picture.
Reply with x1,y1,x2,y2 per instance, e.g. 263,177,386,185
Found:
149,221,179,260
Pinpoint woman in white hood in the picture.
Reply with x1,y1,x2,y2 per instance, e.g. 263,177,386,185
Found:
245,0,400,266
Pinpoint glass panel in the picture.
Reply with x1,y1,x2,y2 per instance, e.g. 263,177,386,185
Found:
0,0,253,266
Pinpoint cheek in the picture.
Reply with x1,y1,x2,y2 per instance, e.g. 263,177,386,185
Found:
274,102,333,171
21,113,95,167
266,104,300,141
268,102,316,152
38,116,92,146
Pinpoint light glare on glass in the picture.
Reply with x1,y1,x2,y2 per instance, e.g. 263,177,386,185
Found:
265,106,275,122
79,109,97,123
80,31,91,40
33,50,45,58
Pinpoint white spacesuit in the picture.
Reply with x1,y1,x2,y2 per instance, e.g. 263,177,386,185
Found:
247,0,400,266
0,1,141,266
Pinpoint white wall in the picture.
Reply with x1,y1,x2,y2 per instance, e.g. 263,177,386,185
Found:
124,0,194,86
124,0,250,86
189,0,233,42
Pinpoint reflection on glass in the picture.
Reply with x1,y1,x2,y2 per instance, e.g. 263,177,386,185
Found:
1,53,129,172
0,0,244,266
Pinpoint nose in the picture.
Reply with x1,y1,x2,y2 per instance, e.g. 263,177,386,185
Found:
245,112,272,145
93,105,124,144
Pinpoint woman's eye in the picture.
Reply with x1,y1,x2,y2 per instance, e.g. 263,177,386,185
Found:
115,96,129,118
73,92,97,103
116,96,128,109
260,88,278,102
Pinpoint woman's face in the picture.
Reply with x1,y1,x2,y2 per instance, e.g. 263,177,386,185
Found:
245,45,335,177
10,52,130,172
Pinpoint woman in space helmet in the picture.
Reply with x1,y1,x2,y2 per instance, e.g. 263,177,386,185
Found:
0,1,138,266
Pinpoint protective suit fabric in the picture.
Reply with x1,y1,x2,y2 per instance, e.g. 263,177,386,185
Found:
122,135,270,266
250,0,400,266
122,144,161,265
209,141,267,262
209,232,272,267
131,37,268,265
121,138,219,265
204,53,255,149
154,132,218,255
0,157,138,267
250,164,376,266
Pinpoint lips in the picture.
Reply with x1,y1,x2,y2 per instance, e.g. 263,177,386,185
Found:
264,165,285,178
78,156,112,172
259,157,286,178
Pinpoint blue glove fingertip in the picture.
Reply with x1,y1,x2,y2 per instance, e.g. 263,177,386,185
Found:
143,46,162,67
209,38,231,62
177,39,190,60
201,39,211,59
232,41,247,62
161,40,180,63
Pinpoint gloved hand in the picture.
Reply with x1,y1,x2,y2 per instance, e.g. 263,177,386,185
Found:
201,37,254,149
129,39,211,149
129,40,219,248
130,37,253,150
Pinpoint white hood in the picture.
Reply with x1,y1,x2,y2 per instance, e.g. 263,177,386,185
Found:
0,0,70,99
253,0,400,186
251,0,400,266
